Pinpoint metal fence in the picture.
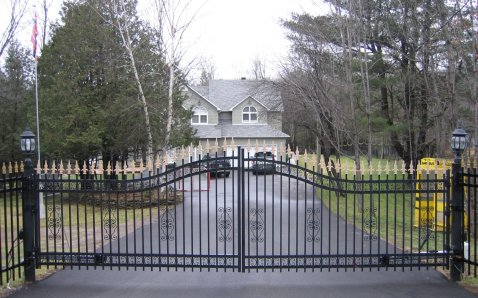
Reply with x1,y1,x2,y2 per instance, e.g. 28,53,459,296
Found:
0,168,24,287
463,167,478,276
0,149,477,285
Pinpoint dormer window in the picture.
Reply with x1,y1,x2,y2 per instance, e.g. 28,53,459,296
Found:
242,106,258,123
192,107,208,124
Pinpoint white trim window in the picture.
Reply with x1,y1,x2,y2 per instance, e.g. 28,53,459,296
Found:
192,107,208,124
242,106,258,123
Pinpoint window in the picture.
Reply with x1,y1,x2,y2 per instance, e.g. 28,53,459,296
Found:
192,107,208,124
242,106,258,123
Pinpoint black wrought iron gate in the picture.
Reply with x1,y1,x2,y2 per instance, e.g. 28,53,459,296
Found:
31,149,450,273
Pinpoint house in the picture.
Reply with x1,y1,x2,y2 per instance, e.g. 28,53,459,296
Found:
184,79,289,159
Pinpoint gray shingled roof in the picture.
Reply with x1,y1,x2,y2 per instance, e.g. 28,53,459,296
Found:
194,124,289,139
189,80,283,112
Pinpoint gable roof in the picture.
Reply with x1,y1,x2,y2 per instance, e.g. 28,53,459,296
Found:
186,85,220,110
188,80,283,112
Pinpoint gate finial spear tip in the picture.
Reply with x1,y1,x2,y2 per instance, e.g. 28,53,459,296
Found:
59,160,64,175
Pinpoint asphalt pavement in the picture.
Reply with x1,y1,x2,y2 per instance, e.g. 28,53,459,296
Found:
10,267,476,298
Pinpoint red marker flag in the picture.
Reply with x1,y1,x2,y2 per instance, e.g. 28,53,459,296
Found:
31,13,38,60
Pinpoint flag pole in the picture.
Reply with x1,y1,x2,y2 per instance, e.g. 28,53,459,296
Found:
35,60,40,162
32,11,40,162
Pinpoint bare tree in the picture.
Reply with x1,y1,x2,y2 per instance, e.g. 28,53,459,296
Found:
113,0,154,162
154,0,204,152
39,0,53,50
0,0,28,59
250,56,267,80
198,58,215,85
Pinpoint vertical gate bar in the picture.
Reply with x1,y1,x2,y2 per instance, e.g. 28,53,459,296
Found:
239,147,245,272
337,173,340,272
247,152,251,272
368,173,372,272
434,174,439,268
328,175,332,272
0,179,4,285
474,168,477,277
124,172,129,270
178,163,182,271
320,170,324,272
303,168,307,272
287,163,291,272
426,173,430,268
360,175,364,272
271,158,275,272
393,173,397,271
9,177,14,278
5,178,10,281
149,174,153,271
207,154,211,271
263,159,267,272
83,176,89,270
116,181,121,271
53,178,58,269
385,173,389,271
98,179,102,270
377,173,381,271
445,170,451,270
75,176,80,270
165,174,169,271
254,157,258,272
44,176,49,269
404,176,408,272
279,156,283,272
353,173,356,272
223,155,227,272
60,178,65,270
67,174,73,270
141,172,145,271
215,153,218,272
346,173,355,272
231,151,235,272
199,156,203,271
189,162,194,272
133,172,137,271
295,164,299,272
466,169,471,275
156,172,161,271
312,169,316,272
109,180,114,270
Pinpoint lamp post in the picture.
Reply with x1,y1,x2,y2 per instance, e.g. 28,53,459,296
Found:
20,128,36,282
450,127,467,281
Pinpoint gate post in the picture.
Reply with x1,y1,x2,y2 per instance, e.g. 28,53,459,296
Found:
450,128,467,282
20,128,37,282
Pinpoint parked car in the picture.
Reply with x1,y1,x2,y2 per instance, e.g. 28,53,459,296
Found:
251,151,275,175
203,154,231,178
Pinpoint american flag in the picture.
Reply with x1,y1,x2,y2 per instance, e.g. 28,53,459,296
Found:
31,13,38,60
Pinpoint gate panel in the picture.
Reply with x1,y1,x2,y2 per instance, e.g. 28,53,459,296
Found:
35,157,240,271
242,153,449,271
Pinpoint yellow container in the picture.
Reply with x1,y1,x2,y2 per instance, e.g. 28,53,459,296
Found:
414,158,467,232
414,158,450,232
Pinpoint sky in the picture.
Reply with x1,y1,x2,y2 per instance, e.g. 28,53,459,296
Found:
1,0,325,80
